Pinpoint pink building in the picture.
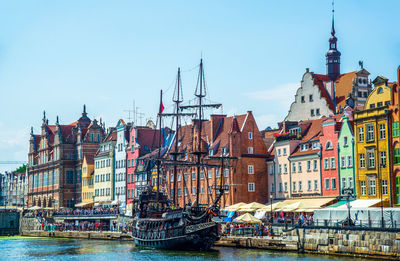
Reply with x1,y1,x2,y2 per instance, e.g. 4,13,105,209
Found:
320,116,342,196
126,126,163,205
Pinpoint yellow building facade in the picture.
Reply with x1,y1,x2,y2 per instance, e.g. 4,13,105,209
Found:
354,76,391,206
81,156,94,204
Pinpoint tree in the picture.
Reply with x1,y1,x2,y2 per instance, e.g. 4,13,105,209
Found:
14,164,26,173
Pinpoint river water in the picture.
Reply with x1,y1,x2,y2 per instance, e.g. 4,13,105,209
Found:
0,237,362,261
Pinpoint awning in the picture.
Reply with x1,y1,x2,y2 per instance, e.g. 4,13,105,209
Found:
111,199,120,205
224,211,235,222
254,210,267,219
326,200,352,208
335,199,382,209
75,201,94,208
237,202,267,212
223,202,247,211
269,198,337,212
233,213,261,223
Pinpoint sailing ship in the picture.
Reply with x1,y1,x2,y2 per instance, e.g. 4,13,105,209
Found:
132,60,230,250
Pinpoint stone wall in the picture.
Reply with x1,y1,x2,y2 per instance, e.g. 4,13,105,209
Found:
0,212,20,235
20,216,42,231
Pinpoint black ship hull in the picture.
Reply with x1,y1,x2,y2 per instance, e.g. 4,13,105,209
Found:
133,221,219,250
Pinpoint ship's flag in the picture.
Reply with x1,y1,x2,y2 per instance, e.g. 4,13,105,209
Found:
159,101,164,114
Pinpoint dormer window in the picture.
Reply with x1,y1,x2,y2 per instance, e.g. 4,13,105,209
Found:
377,87,383,94
300,144,309,151
312,142,320,150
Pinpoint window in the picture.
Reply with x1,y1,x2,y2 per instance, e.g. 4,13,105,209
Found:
312,142,320,150
311,109,315,116
269,165,274,175
367,151,375,168
307,180,312,191
370,104,375,109
347,156,353,167
298,181,302,191
393,122,399,137
248,147,254,154
379,124,386,139
224,168,229,177
277,149,281,156
313,160,318,171
314,180,318,190
377,87,383,94
316,109,320,116
208,186,212,194
324,178,330,190
278,164,282,175
301,96,305,103
270,183,275,193
382,180,388,195
278,183,283,192
385,101,391,106
341,156,346,168
330,157,335,169
284,182,288,192
377,102,383,107
170,174,174,182
359,154,365,168
300,144,309,151
325,141,333,150
283,148,287,155
191,172,196,180
324,158,329,170
366,124,374,141
200,171,204,180
307,161,311,171
248,132,253,140
208,170,212,179
358,91,362,97
368,179,376,196
298,162,302,172
309,94,313,102
380,151,386,166
66,170,74,184
358,127,364,142
342,177,347,188
284,164,287,174
292,182,296,191
348,177,353,189
177,174,181,181
395,148,400,165
248,165,254,174
343,137,348,146
292,162,296,173
331,178,336,190
192,186,196,195
248,183,255,192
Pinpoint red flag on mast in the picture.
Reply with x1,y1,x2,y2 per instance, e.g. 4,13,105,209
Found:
159,101,164,114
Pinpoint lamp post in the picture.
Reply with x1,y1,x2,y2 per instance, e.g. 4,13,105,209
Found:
380,164,385,228
270,191,274,224
345,190,353,226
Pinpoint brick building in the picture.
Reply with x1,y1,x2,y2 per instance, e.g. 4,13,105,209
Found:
164,111,269,209
27,106,105,208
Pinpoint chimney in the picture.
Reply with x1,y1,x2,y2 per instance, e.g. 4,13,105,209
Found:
210,114,225,143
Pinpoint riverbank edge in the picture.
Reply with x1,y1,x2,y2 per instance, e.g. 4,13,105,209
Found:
20,230,132,241
215,236,400,260
19,230,400,260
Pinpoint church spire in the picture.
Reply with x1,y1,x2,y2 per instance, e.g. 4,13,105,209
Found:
326,0,341,81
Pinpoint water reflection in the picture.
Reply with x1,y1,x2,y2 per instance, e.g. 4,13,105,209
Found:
0,237,367,261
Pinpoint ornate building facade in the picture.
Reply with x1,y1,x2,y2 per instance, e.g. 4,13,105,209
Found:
27,106,104,208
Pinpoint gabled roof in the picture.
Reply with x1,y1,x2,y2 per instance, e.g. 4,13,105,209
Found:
335,71,357,110
313,74,336,112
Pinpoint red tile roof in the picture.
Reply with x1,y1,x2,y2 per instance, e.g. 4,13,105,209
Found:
335,72,357,110
314,74,335,112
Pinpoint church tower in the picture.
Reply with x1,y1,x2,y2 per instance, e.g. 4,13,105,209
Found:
326,4,341,81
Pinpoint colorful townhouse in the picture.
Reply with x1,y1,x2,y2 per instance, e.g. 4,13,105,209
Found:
289,119,324,197
126,126,163,205
165,112,269,209
354,76,391,206
80,155,94,206
114,119,131,208
320,116,342,196
337,111,356,199
94,129,117,204
389,66,400,205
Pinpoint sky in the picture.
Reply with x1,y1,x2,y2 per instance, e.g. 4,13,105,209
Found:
0,0,399,172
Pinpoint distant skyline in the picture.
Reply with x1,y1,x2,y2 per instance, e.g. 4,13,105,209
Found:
1,0,400,172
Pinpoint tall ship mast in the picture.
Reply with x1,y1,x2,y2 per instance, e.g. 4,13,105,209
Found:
132,59,228,250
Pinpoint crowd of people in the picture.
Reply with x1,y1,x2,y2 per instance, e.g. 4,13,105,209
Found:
40,220,133,233
53,207,121,216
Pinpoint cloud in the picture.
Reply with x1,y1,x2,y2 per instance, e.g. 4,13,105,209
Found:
245,82,299,108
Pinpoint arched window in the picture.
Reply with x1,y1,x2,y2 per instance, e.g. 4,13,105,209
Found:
325,141,333,150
